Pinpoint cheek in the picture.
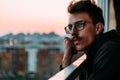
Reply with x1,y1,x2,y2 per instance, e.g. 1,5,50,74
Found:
75,33,96,51
86,34,96,45
80,30,96,46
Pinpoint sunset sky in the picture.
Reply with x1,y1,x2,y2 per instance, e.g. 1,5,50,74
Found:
0,0,71,36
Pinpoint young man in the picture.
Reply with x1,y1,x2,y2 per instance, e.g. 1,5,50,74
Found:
62,0,120,80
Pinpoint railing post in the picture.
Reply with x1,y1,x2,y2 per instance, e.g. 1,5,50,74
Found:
49,55,86,80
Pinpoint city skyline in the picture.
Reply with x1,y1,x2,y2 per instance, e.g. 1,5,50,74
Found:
0,0,71,36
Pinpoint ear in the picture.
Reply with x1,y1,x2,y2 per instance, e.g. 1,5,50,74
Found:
95,22,104,35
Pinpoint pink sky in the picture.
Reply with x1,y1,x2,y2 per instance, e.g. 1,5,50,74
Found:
0,0,71,36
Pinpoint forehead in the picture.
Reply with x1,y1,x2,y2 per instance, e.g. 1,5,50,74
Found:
68,12,92,24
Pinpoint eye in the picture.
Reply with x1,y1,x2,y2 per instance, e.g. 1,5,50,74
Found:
75,21,85,28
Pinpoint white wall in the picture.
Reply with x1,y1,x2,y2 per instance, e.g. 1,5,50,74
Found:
26,48,38,73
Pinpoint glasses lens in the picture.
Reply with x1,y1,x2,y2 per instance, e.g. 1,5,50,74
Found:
75,21,85,30
65,25,71,34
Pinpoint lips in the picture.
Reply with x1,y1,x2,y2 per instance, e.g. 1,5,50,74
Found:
73,39,80,45
72,37,81,45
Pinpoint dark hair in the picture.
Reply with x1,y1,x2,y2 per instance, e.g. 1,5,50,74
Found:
68,0,104,26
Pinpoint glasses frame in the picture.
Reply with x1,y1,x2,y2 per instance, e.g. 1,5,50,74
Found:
64,20,92,34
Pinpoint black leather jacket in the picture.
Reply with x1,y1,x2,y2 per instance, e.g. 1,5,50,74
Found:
79,30,120,80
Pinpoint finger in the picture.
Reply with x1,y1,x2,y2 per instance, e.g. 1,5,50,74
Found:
64,37,70,41
64,37,70,44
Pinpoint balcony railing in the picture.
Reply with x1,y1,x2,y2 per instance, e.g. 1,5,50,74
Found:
49,54,86,80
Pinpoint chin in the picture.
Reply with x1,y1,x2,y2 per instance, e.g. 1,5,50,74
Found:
76,45,86,51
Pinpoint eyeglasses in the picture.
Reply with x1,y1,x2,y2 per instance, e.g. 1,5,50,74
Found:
64,20,92,34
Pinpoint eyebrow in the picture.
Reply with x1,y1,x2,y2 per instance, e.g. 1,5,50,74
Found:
73,20,85,24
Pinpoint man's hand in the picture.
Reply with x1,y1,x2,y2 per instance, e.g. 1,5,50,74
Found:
62,37,77,68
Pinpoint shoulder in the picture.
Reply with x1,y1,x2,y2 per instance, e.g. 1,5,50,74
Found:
89,41,120,80
93,40,120,71
87,31,120,80
99,40,120,54
94,40,120,61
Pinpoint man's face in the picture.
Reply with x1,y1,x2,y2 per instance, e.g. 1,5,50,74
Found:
68,12,99,51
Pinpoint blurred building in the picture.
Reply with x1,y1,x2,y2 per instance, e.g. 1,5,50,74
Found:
51,53,63,74
37,49,48,76
0,32,64,79
0,52,13,73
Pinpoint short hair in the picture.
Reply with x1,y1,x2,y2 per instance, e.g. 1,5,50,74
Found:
68,0,104,26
